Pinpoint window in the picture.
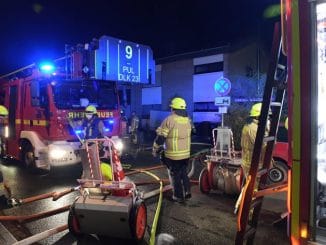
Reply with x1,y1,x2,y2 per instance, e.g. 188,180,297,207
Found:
194,62,223,74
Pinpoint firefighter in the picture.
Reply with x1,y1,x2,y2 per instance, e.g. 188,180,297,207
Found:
234,103,271,214
152,97,192,203
240,102,270,178
0,105,16,209
82,105,105,140
129,111,139,145
0,105,8,156
0,170,12,209
99,143,113,181
78,105,105,179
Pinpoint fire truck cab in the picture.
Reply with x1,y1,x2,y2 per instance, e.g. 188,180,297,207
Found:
0,66,122,170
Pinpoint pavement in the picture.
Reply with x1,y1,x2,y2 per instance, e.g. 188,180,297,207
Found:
0,222,17,244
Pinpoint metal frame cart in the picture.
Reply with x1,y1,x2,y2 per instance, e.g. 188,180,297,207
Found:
199,127,243,195
68,138,147,241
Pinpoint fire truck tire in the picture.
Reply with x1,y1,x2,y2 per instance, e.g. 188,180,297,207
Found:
268,160,288,183
21,142,36,169
130,199,147,241
68,205,83,239
199,168,211,194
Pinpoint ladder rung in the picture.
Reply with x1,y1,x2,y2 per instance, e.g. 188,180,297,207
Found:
257,168,268,178
263,136,275,142
244,227,257,240
277,64,286,70
250,196,263,209
270,102,282,107
260,180,287,190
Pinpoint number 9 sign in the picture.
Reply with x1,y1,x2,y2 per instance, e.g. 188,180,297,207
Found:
125,45,132,59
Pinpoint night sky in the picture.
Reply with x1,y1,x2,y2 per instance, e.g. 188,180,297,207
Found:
0,0,279,75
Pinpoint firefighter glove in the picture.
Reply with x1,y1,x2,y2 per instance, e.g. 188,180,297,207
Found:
152,147,158,157
7,197,22,208
152,143,163,157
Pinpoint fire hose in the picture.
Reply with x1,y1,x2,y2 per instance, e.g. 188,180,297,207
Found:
138,170,164,245
13,224,68,245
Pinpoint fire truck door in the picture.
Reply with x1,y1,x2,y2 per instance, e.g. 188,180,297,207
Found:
8,85,17,139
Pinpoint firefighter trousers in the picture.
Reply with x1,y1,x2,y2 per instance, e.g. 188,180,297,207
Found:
165,158,190,199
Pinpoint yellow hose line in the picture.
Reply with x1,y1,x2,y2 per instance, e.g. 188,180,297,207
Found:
139,170,163,245
121,163,132,169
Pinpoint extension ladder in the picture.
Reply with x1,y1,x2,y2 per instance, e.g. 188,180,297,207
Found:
235,22,288,244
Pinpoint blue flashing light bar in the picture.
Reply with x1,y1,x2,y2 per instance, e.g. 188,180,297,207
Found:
108,119,114,124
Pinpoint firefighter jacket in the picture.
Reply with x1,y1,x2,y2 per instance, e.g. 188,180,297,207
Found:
241,118,269,176
100,161,112,181
82,116,105,139
154,113,192,160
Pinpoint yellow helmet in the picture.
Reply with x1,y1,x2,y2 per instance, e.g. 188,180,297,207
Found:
285,117,288,130
0,105,8,116
250,103,262,117
85,105,97,114
170,97,186,110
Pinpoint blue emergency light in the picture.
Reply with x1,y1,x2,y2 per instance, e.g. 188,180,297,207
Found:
103,119,114,132
39,62,55,73
74,129,83,135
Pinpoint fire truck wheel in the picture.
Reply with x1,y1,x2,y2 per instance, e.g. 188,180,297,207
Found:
21,142,36,169
268,160,288,183
199,168,211,194
130,199,147,241
68,205,83,239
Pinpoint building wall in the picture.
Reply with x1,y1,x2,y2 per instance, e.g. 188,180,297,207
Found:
161,59,194,113
226,42,269,102
131,41,269,126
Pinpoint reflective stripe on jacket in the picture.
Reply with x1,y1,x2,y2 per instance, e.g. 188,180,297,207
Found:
156,114,191,160
83,117,104,139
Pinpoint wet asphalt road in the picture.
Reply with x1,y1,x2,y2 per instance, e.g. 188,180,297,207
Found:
0,142,290,245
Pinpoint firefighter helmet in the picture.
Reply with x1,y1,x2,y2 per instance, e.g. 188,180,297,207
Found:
249,103,272,117
0,105,8,116
170,97,186,110
85,105,97,114
250,103,262,117
285,117,288,130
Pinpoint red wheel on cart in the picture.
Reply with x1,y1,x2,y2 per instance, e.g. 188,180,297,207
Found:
68,205,83,239
199,168,211,194
130,199,147,241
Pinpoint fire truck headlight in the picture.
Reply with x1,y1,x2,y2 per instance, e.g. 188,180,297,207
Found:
49,148,67,159
115,141,123,152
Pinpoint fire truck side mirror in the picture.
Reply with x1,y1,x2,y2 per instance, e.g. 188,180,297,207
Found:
31,81,40,106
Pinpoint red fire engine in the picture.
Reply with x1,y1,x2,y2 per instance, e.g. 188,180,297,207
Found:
266,0,326,243
0,41,124,171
